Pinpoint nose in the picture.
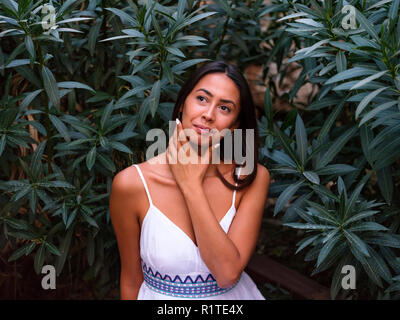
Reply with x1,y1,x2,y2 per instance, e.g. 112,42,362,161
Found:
202,105,215,122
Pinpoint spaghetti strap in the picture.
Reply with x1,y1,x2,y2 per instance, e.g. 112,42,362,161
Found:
133,164,153,206
232,166,242,207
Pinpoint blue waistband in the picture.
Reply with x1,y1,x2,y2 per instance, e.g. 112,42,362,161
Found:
142,262,238,298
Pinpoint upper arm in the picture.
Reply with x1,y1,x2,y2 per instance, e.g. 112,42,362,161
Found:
109,168,144,293
228,163,270,274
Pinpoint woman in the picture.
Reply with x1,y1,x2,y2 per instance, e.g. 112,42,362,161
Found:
110,61,270,299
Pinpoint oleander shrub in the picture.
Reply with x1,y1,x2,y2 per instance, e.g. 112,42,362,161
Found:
0,0,399,300
0,0,269,298
258,0,400,299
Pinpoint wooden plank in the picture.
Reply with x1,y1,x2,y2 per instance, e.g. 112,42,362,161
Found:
245,254,331,300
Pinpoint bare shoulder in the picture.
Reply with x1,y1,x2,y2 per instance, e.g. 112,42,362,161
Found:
110,164,145,221
242,163,270,192
255,163,270,185
111,164,141,196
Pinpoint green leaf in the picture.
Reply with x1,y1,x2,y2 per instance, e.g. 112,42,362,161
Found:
166,47,185,58
8,244,28,262
317,97,346,145
344,210,379,226
261,149,297,168
317,126,357,168
310,184,338,201
377,166,393,205
295,114,307,165
308,97,342,111
317,234,341,267
30,140,46,177
344,230,370,258
264,87,273,122
49,114,70,142
344,173,371,220
41,66,60,110
121,29,145,38
273,123,300,168
96,152,116,172
86,146,96,171
367,246,393,283
58,81,95,93
24,35,35,60
350,244,383,287
105,8,138,26
335,51,346,73
365,233,400,248
171,59,210,73
325,67,376,85
314,164,356,176
350,71,388,90
100,100,114,130
81,211,99,228
149,80,161,118
389,0,400,20
0,135,6,157
44,241,61,256
348,222,388,232
34,243,46,274
274,180,304,215
355,8,379,42
359,123,374,165
2,50,28,65
88,17,103,56
283,222,335,230
305,201,337,224
295,234,320,254
359,101,398,126
182,11,218,28
55,225,74,276
303,171,320,185
19,89,43,110
109,141,132,154
214,0,234,16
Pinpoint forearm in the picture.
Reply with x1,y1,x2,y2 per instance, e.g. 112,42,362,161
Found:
120,283,141,300
181,183,242,288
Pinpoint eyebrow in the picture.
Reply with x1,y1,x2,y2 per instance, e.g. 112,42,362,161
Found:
196,88,237,109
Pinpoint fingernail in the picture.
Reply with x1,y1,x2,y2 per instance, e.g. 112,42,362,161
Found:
176,118,180,125
214,143,220,149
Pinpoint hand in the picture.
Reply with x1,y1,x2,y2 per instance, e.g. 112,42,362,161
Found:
166,119,219,190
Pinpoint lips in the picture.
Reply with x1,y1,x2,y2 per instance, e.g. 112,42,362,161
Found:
193,124,212,134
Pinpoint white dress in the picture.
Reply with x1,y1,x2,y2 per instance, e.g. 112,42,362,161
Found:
133,164,265,300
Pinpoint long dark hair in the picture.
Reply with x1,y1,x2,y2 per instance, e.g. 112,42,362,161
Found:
171,60,259,191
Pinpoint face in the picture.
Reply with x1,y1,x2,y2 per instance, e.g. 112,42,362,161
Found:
179,73,241,147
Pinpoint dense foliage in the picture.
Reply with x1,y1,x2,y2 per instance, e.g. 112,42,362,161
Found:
0,0,399,299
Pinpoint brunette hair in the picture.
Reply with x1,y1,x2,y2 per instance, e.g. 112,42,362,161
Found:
171,60,259,191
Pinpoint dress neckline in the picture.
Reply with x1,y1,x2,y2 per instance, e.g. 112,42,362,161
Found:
143,202,236,250
133,164,241,250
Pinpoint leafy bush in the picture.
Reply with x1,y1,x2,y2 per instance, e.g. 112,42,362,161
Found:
258,0,400,299
0,0,269,298
1,0,399,300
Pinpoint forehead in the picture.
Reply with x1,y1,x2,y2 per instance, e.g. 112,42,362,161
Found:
192,73,240,102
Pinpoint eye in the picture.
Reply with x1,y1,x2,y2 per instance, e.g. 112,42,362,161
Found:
220,105,231,112
196,96,206,102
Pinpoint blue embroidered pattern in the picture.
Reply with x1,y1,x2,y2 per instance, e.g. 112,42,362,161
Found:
142,262,239,298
